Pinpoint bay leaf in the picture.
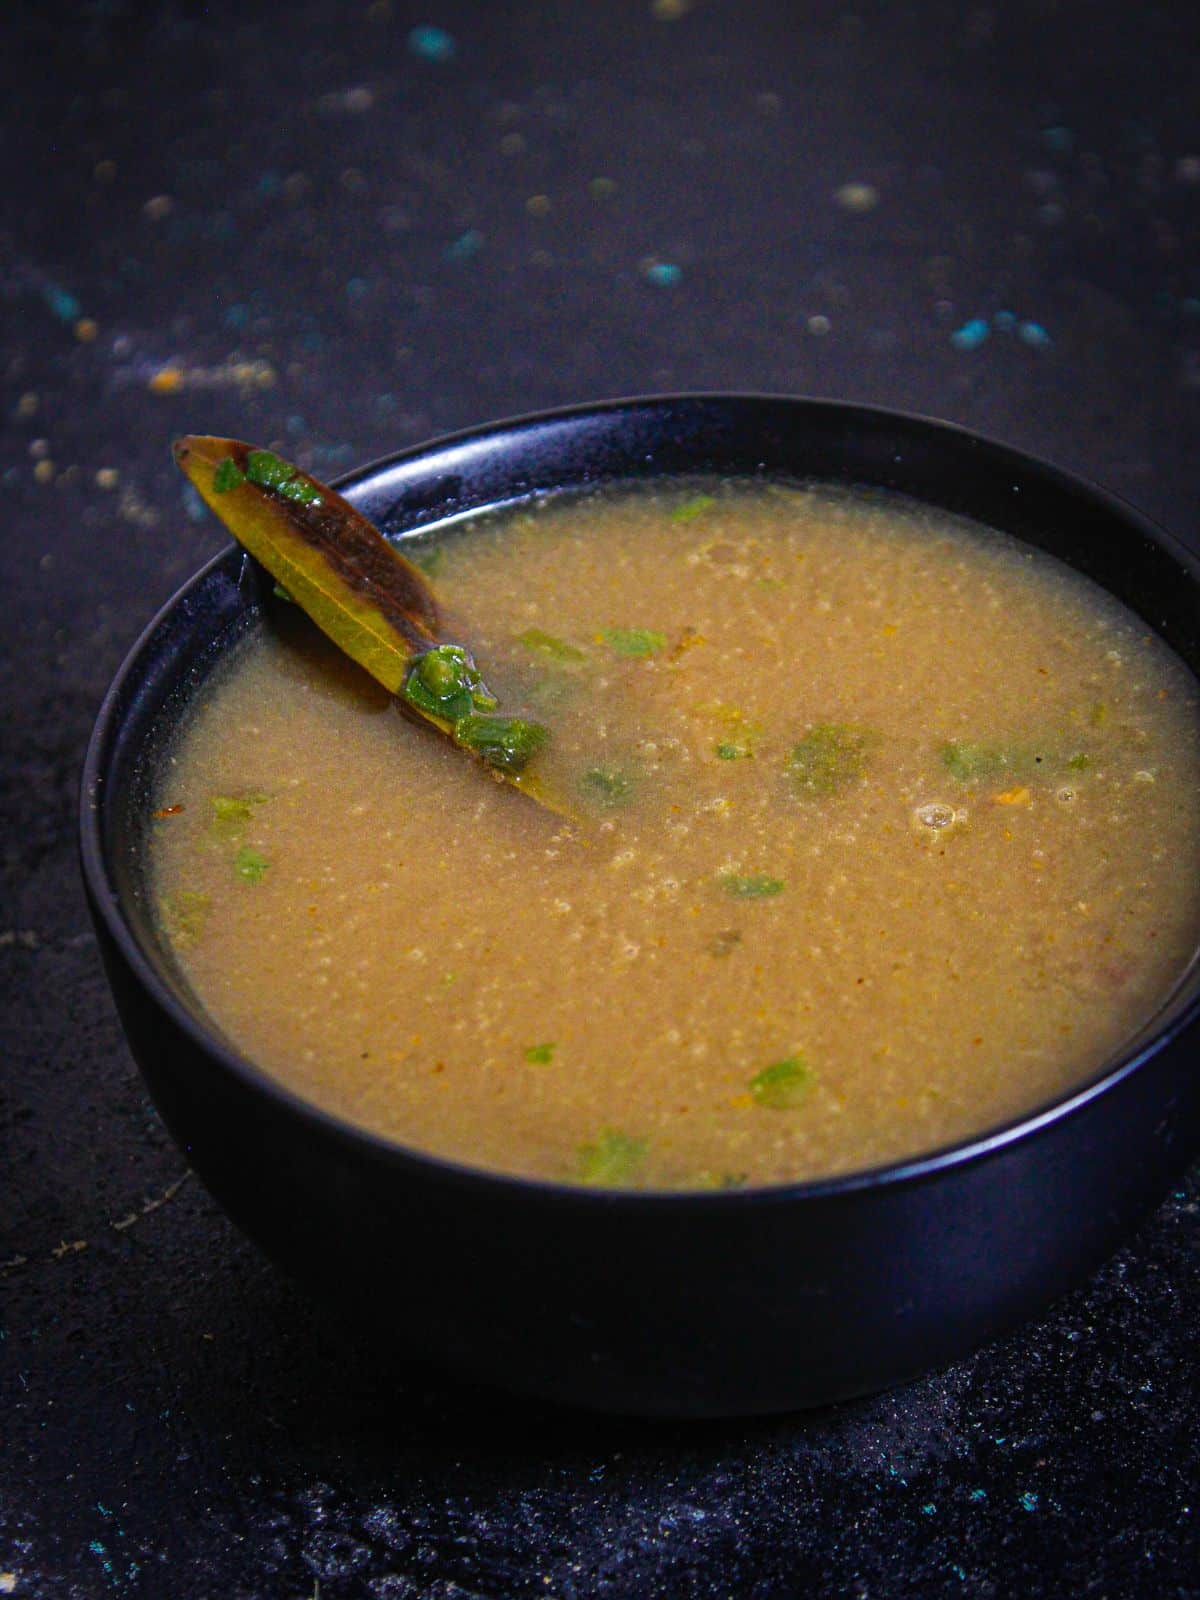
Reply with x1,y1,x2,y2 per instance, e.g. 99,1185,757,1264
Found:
174,435,439,693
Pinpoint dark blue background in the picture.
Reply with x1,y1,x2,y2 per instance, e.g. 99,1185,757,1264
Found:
3,2,1199,1594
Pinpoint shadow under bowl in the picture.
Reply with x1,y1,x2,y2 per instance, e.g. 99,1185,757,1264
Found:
80,395,1200,1417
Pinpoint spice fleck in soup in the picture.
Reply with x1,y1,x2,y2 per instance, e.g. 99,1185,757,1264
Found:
151,482,1200,1189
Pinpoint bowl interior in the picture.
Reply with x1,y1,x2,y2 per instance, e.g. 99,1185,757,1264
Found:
85,396,1200,1181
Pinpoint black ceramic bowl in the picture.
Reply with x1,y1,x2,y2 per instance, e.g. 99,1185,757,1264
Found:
81,396,1200,1417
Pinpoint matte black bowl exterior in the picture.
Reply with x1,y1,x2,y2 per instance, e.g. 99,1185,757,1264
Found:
81,397,1200,1417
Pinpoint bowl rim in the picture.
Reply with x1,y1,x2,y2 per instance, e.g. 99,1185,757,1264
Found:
79,391,1200,1209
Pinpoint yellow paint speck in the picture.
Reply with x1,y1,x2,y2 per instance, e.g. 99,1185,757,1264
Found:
149,366,184,394
993,786,1031,806
33,459,55,484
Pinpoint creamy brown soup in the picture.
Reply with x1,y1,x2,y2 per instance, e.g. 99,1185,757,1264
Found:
150,481,1200,1188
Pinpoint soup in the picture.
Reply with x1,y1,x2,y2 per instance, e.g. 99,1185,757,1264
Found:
150,481,1200,1189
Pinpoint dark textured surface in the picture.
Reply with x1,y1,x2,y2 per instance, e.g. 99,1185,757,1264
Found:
2,2,1199,1595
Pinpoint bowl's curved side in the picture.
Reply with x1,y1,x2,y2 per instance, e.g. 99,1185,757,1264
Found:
83,895,1200,1416
80,395,1200,1415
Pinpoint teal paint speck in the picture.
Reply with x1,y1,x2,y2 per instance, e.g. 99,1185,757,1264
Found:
44,285,82,322
182,485,206,522
951,318,989,351
445,228,483,262
644,261,683,288
1019,320,1052,347
1020,1490,1040,1511
993,309,1016,332
409,24,456,61
969,1487,988,1502
921,1502,936,1516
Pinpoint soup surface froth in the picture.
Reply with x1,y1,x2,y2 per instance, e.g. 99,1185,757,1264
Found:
151,481,1200,1188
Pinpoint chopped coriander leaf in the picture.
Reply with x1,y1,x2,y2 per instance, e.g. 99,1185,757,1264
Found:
276,475,322,507
749,1055,812,1109
233,845,269,883
939,741,1015,782
454,712,548,773
516,627,587,663
272,582,295,604
580,765,634,807
714,742,753,760
159,889,210,943
244,449,298,492
524,1042,557,1065
574,1129,648,1187
719,873,785,898
671,494,717,523
416,643,480,699
788,723,878,796
601,626,667,658
212,457,245,493
403,644,485,724
210,792,270,835
940,739,1089,782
